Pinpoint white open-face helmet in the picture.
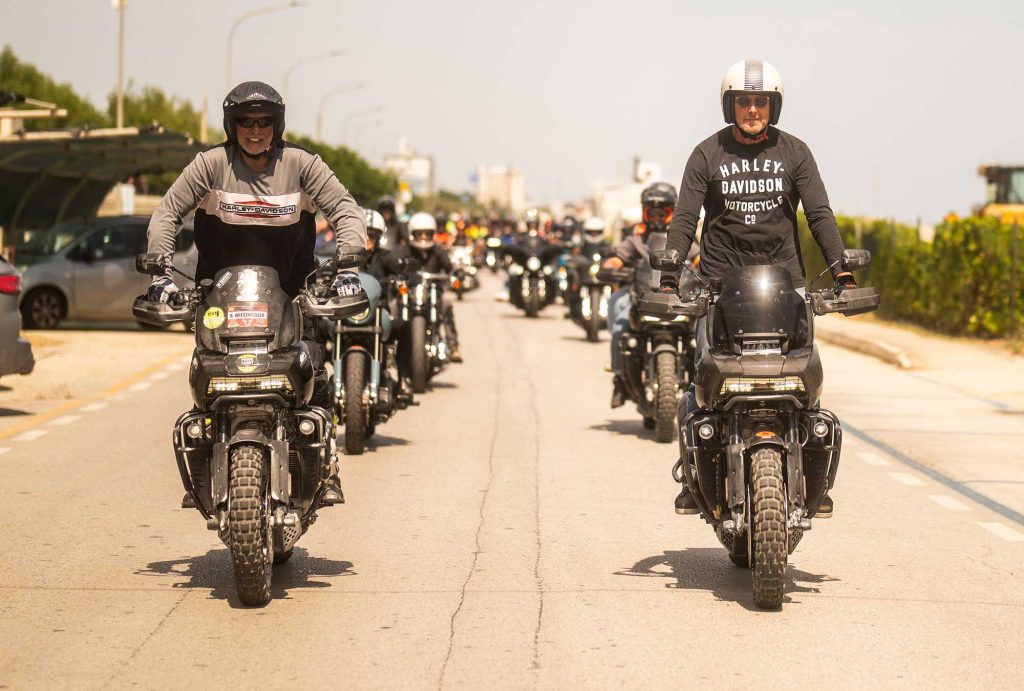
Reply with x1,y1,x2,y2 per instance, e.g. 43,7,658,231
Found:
720,59,784,126
364,208,386,238
582,217,605,239
408,211,437,250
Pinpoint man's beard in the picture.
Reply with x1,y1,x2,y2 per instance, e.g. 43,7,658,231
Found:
735,121,767,141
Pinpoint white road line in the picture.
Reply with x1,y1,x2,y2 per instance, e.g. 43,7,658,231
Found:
149,371,170,380
857,452,890,466
128,381,152,393
978,522,1024,542
13,430,47,443
928,494,971,512
80,402,108,413
108,394,126,402
167,362,186,372
0,448,9,456
49,415,80,426
890,472,925,487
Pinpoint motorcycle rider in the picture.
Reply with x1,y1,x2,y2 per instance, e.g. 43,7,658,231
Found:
145,80,366,505
385,212,463,363
603,183,691,407
377,195,405,249
660,59,855,515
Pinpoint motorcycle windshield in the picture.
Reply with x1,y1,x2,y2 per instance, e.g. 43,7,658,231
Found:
635,232,666,291
196,265,298,353
711,265,809,353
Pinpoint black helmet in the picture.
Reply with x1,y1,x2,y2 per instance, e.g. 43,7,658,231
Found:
377,195,397,214
222,81,286,145
641,182,677,233
641,182,677,209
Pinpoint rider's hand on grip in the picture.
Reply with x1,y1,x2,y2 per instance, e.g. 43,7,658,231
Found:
833,274,858,297
331,273,365,300
147,276,178,304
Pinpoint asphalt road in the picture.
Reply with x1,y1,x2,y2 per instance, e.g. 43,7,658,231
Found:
1,272,1022,689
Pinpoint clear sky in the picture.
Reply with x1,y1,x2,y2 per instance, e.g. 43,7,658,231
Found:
3,0,1022,223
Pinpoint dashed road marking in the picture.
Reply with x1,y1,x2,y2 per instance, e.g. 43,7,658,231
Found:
978,522,1024,542
80,402,108,413
890,472,925,486
49,415,80,426
0,448,8,456
857,452,890,466
928,494,971,512
128,381,152,393
149,371,170,380
13,430,47,443
168,362,187,371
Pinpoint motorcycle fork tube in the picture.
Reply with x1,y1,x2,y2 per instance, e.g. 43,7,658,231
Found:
211,411,231,511
333,327,344,400
269,415,290,505
725,414,746,521
784,414,805,512
370,309,382,401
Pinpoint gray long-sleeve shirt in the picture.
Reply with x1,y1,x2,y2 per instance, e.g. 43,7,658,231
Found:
666,126,845,286
147,142,366,296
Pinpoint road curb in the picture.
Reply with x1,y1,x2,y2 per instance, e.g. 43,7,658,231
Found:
816,324,913,369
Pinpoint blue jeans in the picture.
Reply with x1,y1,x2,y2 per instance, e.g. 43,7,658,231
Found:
608,287,632,374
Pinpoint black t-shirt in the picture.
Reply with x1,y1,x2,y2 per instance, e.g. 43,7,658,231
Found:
666,126,845,285
384,244,452,275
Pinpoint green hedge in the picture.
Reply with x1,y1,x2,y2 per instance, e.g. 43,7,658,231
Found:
799,215,1023,338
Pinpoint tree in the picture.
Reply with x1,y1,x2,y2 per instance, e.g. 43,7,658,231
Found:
0,45,109,130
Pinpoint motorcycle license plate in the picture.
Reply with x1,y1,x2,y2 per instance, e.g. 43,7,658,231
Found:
741,340,782,356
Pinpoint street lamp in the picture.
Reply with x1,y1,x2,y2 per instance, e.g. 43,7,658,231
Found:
316,82,367,141
342,106,383,146
111,0,127,129
226,1,306,91
283,49,345,103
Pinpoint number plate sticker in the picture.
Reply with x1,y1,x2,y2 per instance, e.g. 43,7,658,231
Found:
202,307,225,329
227,302,269,329
741,340,782,356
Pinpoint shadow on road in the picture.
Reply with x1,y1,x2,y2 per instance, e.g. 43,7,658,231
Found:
589,419,657,442
0,407,30,417
137,547,355,608
615,549,837,611
367,434,411,450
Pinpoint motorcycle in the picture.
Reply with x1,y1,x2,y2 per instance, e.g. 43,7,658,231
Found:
600,262,696,443
505,239,562,318
483,236,503,273
333,271,409,455
449,245,478,300
132,248,367,606
397,264,451,393
567,249,613,342
638,248,879,609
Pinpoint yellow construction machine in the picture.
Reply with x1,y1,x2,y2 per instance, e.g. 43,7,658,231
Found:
977,165,1024,224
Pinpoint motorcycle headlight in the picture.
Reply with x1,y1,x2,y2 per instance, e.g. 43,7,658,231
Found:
588,264,600,275
543,265,554,275
509,264,525,276
208,375,293,394
719,377,805,396
526,256,542,272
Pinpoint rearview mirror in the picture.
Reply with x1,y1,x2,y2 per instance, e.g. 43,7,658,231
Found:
135,253,167,276
649,249,683,272
842,249,871,271
335,245,367,270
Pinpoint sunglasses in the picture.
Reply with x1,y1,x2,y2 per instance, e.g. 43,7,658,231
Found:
237,116,275,129
736,96,770,109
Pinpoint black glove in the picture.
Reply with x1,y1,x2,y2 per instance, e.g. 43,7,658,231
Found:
833,274,858,296
146,276,178,304
658,276,678,294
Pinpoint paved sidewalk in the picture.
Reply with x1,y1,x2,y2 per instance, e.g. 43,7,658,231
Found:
816,314,1024,413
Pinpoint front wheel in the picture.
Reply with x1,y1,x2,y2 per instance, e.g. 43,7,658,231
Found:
227,444,272,607
585,286,602,342
343,351,368,455
525,281,540,318
410,315,429,393
750,447,788,609
654,352,678,443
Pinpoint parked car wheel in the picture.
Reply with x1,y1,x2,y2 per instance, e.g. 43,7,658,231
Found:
21,287,65,329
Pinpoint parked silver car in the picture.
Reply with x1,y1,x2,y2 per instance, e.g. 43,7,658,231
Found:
0,256,34,377
17,216,197,329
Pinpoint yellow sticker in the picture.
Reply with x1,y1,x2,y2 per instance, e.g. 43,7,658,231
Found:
236,354,258,373
202,307,225,329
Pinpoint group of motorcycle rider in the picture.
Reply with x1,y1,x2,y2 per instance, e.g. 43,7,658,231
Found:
144,57,859,522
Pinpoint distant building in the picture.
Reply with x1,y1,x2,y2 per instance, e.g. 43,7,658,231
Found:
383,136,435,201
475,165,526,214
